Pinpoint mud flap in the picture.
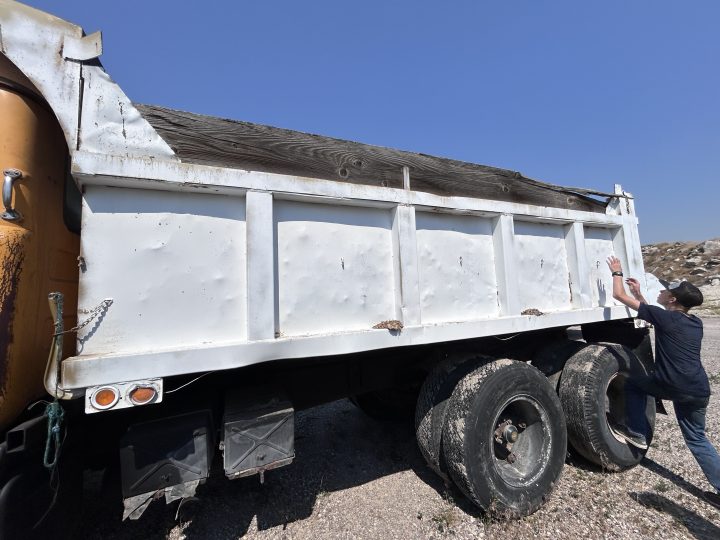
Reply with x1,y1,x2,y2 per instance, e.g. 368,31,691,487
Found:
119,411,212,520
222,390,294,480
122,479,201,521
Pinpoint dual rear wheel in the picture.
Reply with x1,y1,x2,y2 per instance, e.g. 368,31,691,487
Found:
416,341,654,517
416,357,566,517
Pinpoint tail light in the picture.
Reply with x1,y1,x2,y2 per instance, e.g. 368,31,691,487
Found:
90,386,120,410
85,378,163,414
128,385,158,405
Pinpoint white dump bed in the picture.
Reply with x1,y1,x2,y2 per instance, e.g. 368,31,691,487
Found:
64,157,644,390
0,1,645,393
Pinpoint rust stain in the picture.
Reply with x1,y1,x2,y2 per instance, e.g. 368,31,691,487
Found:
0,233,26,398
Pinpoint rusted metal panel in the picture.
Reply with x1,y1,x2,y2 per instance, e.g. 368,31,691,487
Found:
0,228,26,398
0,57,79,430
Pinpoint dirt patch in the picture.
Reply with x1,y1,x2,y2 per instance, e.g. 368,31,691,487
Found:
372,320,404,331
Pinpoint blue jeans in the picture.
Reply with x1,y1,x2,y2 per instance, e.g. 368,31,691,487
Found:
625,376,720,493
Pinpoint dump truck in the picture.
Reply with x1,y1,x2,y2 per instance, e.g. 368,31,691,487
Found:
0,2,661,537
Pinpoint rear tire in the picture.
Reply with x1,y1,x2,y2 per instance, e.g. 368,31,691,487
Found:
558,343,655,471
442,360,567,517
415,355,487,480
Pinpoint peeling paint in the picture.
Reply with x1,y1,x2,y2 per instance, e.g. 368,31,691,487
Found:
0,231,26,398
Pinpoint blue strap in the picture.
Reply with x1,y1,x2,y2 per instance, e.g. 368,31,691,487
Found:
43,401,65,469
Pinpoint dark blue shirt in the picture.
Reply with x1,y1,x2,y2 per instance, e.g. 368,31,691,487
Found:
637,303,709,398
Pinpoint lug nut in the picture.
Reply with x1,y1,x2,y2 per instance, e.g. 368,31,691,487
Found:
503,424,519,443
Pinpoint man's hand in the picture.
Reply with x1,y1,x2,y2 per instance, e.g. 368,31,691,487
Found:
607,256,623,273
625,277,647,304
625,278,642,298
607,254,641,311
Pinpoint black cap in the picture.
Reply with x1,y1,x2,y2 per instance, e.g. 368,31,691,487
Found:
659,279,704,308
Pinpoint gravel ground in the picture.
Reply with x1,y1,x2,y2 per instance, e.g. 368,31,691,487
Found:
81,317,720,540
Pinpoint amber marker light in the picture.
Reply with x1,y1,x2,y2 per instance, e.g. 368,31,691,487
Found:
128,385,157,405
91,386,119,410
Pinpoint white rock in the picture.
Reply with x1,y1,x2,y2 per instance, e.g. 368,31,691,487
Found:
701,239,720,254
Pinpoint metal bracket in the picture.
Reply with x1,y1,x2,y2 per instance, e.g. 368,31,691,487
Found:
63,31,103,61
2,168,23,222
44,292,74,400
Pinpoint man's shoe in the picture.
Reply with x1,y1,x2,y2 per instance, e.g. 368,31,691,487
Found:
610,422,649,449
703,491,720,510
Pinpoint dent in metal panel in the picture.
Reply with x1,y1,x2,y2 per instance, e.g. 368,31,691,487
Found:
514,221,571,313
416,212,498,324
61,305,636,389
79,186,247,355
275,201,395,336
584,227,618,307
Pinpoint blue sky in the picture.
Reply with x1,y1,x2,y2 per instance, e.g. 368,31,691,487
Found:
27,1,719,244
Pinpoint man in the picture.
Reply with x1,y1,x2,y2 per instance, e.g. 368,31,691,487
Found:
606,255,720,507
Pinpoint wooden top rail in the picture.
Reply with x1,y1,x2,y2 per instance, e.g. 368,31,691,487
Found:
137,104,608,213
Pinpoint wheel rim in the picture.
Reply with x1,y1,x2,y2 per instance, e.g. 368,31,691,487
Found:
489,394,551,487
605,372,628,443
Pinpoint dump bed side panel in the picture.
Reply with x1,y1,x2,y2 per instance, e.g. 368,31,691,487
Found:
66,161,642,390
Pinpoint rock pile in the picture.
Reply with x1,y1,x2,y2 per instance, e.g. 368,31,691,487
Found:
642,238,720,315
642,238,720,287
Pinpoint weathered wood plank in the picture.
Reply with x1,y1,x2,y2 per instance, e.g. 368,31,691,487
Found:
136,104,607,213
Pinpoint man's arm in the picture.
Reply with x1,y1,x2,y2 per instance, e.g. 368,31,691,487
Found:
606,256,641,311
